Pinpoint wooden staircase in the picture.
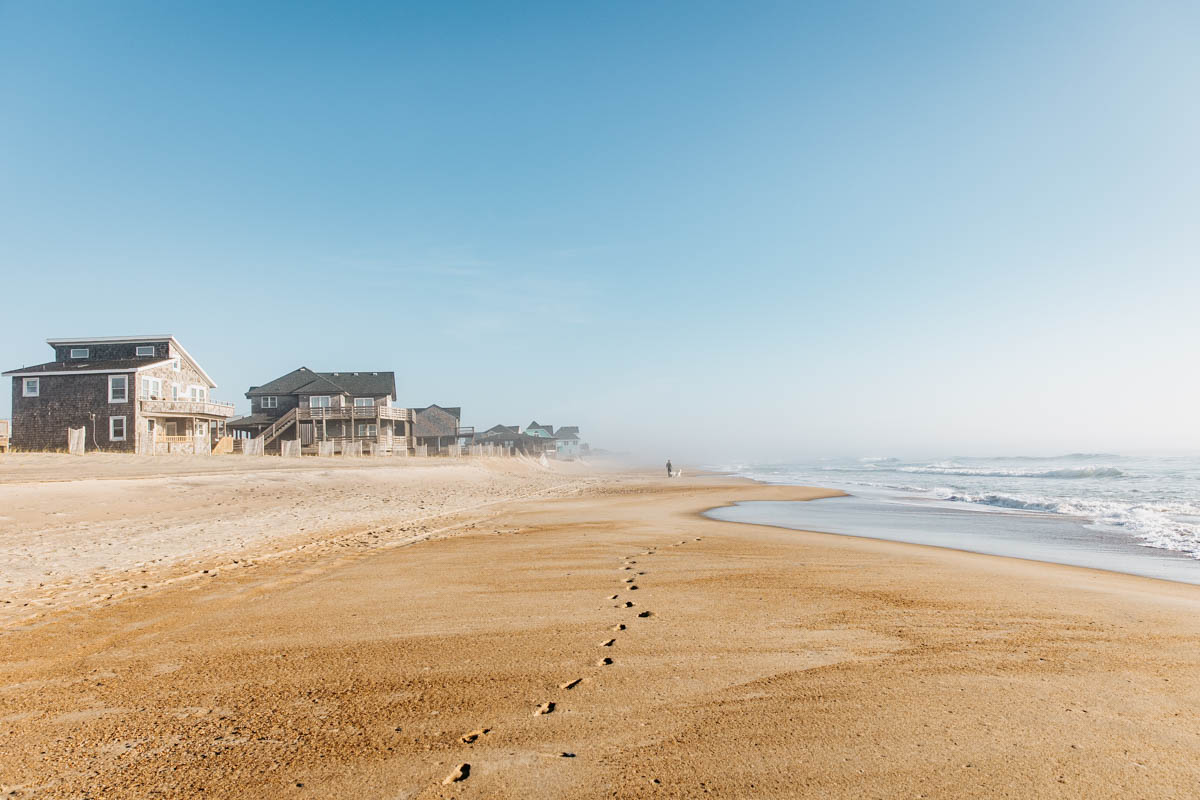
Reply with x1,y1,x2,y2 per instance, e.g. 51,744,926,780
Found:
254,408,299,448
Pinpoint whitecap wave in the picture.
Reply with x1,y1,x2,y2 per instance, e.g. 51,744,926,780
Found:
931,489,1200,558
898,465,1125,479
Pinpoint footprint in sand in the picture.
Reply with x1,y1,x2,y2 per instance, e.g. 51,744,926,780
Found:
623,577,634,583
443,763,470,784
597,657,613,666
559,678,583,690
628,585,639,590
622,601,635,608
534,701,556,716
600,638,615,647
638,611,653,618
622,566,633,571
612,623,626,631
460,728,490,744
608,594,619,600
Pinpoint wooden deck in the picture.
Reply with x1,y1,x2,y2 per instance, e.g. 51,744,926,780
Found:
297,406,414,422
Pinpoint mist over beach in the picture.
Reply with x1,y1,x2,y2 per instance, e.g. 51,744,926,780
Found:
2,1,1200,797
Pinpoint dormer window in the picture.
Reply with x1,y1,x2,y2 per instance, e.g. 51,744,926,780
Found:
262,396,278,409
69,348,89,359
136,346,155,357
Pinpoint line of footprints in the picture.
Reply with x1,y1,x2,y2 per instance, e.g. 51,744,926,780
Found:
442,536,703,786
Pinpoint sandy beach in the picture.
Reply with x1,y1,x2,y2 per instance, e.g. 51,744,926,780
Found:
2,456,1199,798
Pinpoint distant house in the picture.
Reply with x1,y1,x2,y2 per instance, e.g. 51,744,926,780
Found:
413,405,473,453
0,418,9,453
554,425,582,459
519,421,583,459
226,367,412,453
474,424,544,455
524,421,555,439
2,335,234,453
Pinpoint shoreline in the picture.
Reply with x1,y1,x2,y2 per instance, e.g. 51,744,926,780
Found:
705,494,1200,587
2,462,1199,797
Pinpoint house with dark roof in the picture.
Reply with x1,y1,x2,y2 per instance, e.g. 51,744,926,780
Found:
519,421,583,459
470,424,539,455
2,335,235,453
553,425,582,459
227,367,412,454
524,421,554,439
412,405,473,454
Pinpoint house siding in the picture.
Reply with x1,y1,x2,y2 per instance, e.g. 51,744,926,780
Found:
11,373,136,452
52,340,171,362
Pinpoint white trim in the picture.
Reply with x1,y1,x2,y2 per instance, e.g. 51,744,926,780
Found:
135,345,156,357
69,348,90,359
4,362,169,378
108,374,129,403
354,397,375,407
262,396,278,409
48,335,172,345
43,336,217,388
22,377,40,397
309,395,330,408
141,376,164,399
109,416,127,441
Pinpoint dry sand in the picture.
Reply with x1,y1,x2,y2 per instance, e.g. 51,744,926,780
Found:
1,456,1199,798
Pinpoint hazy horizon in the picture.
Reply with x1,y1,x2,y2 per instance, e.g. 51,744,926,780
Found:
3,1,1198,463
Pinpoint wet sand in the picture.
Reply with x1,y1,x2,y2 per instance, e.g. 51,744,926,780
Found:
1,460,1199,798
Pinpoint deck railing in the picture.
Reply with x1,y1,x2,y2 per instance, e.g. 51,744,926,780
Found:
298,406,414,422
140,398,237,418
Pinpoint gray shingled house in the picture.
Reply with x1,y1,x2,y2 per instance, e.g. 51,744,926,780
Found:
3,335,235,453
227,367,413,454
412,405,473,454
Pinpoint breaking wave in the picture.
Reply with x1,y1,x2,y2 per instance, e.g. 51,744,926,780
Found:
897,465,1125,479
930,488,1200,558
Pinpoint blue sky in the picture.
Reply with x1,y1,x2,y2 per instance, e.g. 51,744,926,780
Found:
2,1,1198,460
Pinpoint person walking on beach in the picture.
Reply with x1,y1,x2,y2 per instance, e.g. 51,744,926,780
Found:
666,459,673,478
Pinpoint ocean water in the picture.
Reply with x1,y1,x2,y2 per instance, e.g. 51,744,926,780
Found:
707,455,1200,584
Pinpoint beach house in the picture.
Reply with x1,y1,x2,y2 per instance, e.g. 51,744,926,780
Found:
2,335,235,453
473,424,546,455
412,405,474,454
226,367,412,454
519,421,583,458
553,425,582,459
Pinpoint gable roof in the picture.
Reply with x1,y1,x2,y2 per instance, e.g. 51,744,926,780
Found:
247,367,396,399
555,426,580,439
526,420,553,433
415,405,462,420
483,424,519,435
413,404,462,438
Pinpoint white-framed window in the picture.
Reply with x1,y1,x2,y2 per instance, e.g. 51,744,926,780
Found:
354,397,374,407
141,376,163,399
171,383,181,400
189,386,206,402
309,395,330,408
135,345,155,357
357,423,378,437
108,375,128,403
69,348,89,359
196,422,207,437
109,416,127,441
22,377,40,397
262,396,278,409
172,358,181,372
